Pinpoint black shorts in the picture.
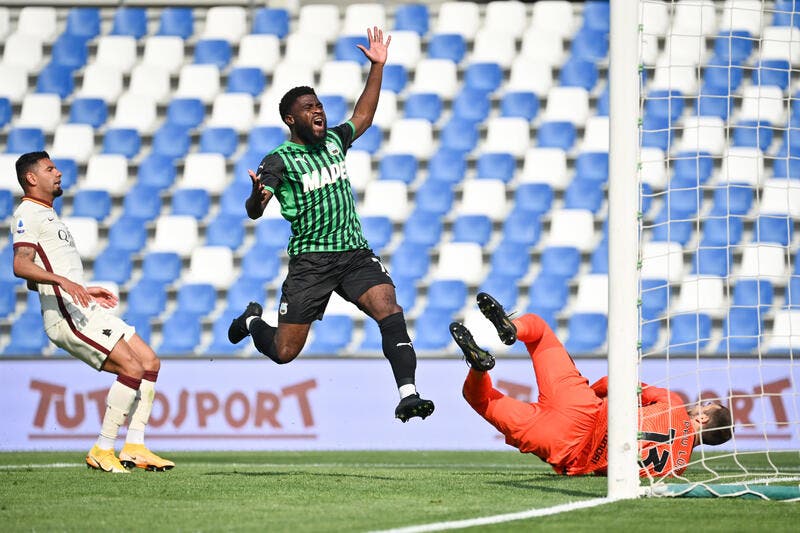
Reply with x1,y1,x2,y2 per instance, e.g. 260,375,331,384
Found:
278,248,394,324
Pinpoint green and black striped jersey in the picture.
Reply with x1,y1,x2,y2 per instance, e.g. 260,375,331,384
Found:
257,121,369,256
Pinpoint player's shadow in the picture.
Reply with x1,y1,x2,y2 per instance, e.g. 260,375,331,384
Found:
488,477,602,498
205,470,396,481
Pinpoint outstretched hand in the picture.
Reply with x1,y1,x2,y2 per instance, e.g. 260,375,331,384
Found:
356,26,391,65
87,286,119,309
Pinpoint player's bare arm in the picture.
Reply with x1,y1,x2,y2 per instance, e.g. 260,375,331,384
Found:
350,26,391,139
245,168,273,219
13,245,92,307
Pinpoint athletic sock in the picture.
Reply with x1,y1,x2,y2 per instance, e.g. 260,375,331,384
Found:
378,312,417,392
249,318,284,364
125,370,158,446
512,314,546,343
96,375,140,450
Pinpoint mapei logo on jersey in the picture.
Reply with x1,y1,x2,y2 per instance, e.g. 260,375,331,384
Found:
302,162,350,193
326,141,341,157
16,219,25,234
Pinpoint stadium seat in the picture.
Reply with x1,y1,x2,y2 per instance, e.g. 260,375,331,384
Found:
520,148,569,189
546,209,596,251
205,214,245,250
673,151,714,184
476,153,515,183
732,121,774,152
426,148,466,185
17,93,61,133
3,313,49,355
141,252,182,286
151,215,199,256
254,218,292,249
170,188,210,220
564,313,608,353
413,309,456,351
2,32,44,75
306,315,354,355
564,179,604,214
402,210,442,248
157,7,194,39
152,124,191,160
754,215,793,246
385,30,422,69
110,7,147,39
199,127,239,158
71,190,111,221
457,179,508,221
394,3,429,36
540,246,581,280
68,98,107,128
489,241,531,280
120,184,161,222
651,210,694,247
226,68,265,97
92,247,132,285
696,84,733,120
6,128,45,154
179,153,228,194
669,313,713,353
543,86,590,126
412,59,459,99
194,39,232,70
674,276,726,318
382,64,408,94
176,64,222,104
734,278,774,312
439,118,479,156
0,189,13,220
333,35,370,65
452,88,490,124
176,283,218,316
528,273,570,316
253,7,289,38
425,280,467,314
0,98,11,128
207,311,244,355
559,58,599,91
202,6,246,43
361,180,409,222
433,242,484,285
719,307,762,354
752,59,791,90
403,93,443,123
703,57,744,92
0,279,17,318
17,7,57,43
248,126,286,154
451,215,492,247
82,154,128,195
95,35,138,74
226,277,268,312
691,247,732,277
700,216,743,246
142,36,185,75
158,311,203,354
343,3,386,36
165,98,205,129
49,124,93,164
574,152,609,183
471,29,516,68
240,245,282,284
434,1,480,38
378,154,417,184
65,7,101,40
352,125,382,154
640,278,669,320
127,280,168,317
390,241,431,280
464,62,503,94
360,216,393,252
514,183,553,217
137,154,176,191
128,64,171,104
537,122,576,150
641,115,673,152
51,35,88,72
77,64,122,104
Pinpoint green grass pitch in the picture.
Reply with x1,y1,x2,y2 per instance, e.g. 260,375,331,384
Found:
1,451,798,532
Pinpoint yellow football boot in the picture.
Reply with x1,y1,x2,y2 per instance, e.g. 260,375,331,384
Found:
86,445,129,473
119,443,175,471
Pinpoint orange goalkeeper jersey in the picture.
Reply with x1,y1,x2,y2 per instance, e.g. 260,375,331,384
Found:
566,378,695,477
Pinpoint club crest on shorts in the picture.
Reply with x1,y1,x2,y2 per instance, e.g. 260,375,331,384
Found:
279,302,288,315
326,142,340,156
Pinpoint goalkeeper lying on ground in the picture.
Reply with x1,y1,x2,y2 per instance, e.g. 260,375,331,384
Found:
450,293,733,477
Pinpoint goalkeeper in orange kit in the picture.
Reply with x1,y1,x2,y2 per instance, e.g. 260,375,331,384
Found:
450,293,733,477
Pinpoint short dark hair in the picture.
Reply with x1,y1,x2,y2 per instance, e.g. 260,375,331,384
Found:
699,404,733,446
15,151,50,190
279,86,316,123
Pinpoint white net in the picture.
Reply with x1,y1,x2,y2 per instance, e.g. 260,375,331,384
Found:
636,0,800,496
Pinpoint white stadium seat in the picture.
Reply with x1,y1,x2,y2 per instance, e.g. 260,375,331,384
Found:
17,7,58,43
128,64,171,103
520,148,569,189
385,119,434,159
435,2,481,40
456,179,508,221
151,215,199,256
761,26,800,65
433,242,485,285
546,209,596,251
178,153,228,194
720,0,765,37
641,1,669,38
471,29,516,68
671,0,718,37
483,117,530,158
739,86,786,126
760,179,800,217
343,3,386,36
17,93,61,133
184,246,235,289
297,4,341,43
738,245,787,280
0,64,29,102
371,90,398,129
0,154,20,191
507,58,553,96
675,276,726,318
82,155,129,195
531,1,576,38
520,28,565,67
385,31,421,70
236,34,282,73
51,124,95,164
483,1,528,38
62,217,100,258
641,241,685,283
208,92,255,132
573,274,609,314
663,34,709,65
581,116,610,152
412,59,459,99
284,32,328,70
344,149,373,192
201,6,247,44
95,36,138,73
543,86,590,126
79,65,124,103
679,116,726,155
360,180,409,222
141,36,185,75
2,32,44,73
175,64,221,104
640,147,668,190
764,310,800,352
718,147,764,185
317,61,364,101
650,56,698,94
112,93,157,133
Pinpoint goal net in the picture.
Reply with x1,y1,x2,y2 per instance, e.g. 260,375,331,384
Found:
608,0,800,500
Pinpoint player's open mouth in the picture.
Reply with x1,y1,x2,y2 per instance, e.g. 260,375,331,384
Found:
312,116,325,129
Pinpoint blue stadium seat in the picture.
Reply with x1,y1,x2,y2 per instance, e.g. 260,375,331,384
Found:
404,93,443,123
253,8,289,38
0,98,10,128
590,239,608,274
651,208,694,246
540,246,581,279
479,274,519,311
66,7,101,40
753,59,791,90
674,151,714,183
390,241,430,280
787,276,800,307
0,190,13,220
641,115,673,151
414,309,456,350
692,247,732,277
575,152,609,183
0,246,16,282
0,280,17,318
645,90,685,121
219,181,250,217
514,183,553,217
108,216,147,252
703,56,744,92
127,280,168,316
176,283,217,316
734,278,774,312
157,7,194,38
227,67,265,96
641,278,670,320
773,155,800,179
713,31,754,64
596,84,610,117
158,311,202,354
402,210,442,248
439,118,478,155
153,124,191,159
427,147,467,184
3,313,48,355
666,176,702,217
564,179,604,213
52,158,77,190
719,307,761,354
774,0,800,28
696,84,733,120
199,127,238,157
69,97,107,128
205,214,245,249
248,126,286,153
226,277,267,311
570,28,608,62
361,215,393,251
358,317,383,352
394,3,429,35
452,88,490,124
92,247,132,284
36,64,73,98
379,154,418,184
476,152,515,182
137,154,176,190
72,190,111,221
395,276,417,312
754,214,793,246
414,179,454,215
732,121,773,151
537,121,576,150
307,315,355,355
352,125,381,153
382,64,408,93
640,319,662,352
427,33,465,63
582,1,611,32
641,183,654,216
528,273,569,315
502,209,541,246
171,188,211,219
700,216,743,246
452,215,492,246
111,7,148,39
669,313,712,353
425,280,467,314
500,91,539,121
240,245,282,283
559,58,598,91
166,98,205,129
464,63,503,93
141,252,182,285
255,218,292,249
334,36,370,64
51,35,88,71
122,184,161,221
318,94,347,125
194,39,232,68
565,312,607,353
7,128,45,154
207,310,243,354
102,128,141,158
489,241,531,279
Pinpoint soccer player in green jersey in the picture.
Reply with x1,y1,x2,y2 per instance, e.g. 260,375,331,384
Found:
228,27,434,423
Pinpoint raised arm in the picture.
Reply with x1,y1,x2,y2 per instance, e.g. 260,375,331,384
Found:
245,168,273,220
349,26,391,139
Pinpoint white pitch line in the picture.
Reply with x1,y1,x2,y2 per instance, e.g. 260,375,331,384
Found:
371,497,612,533
0,463,82,470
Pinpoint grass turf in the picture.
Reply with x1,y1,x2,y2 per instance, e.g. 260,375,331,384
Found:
1,451,799,532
